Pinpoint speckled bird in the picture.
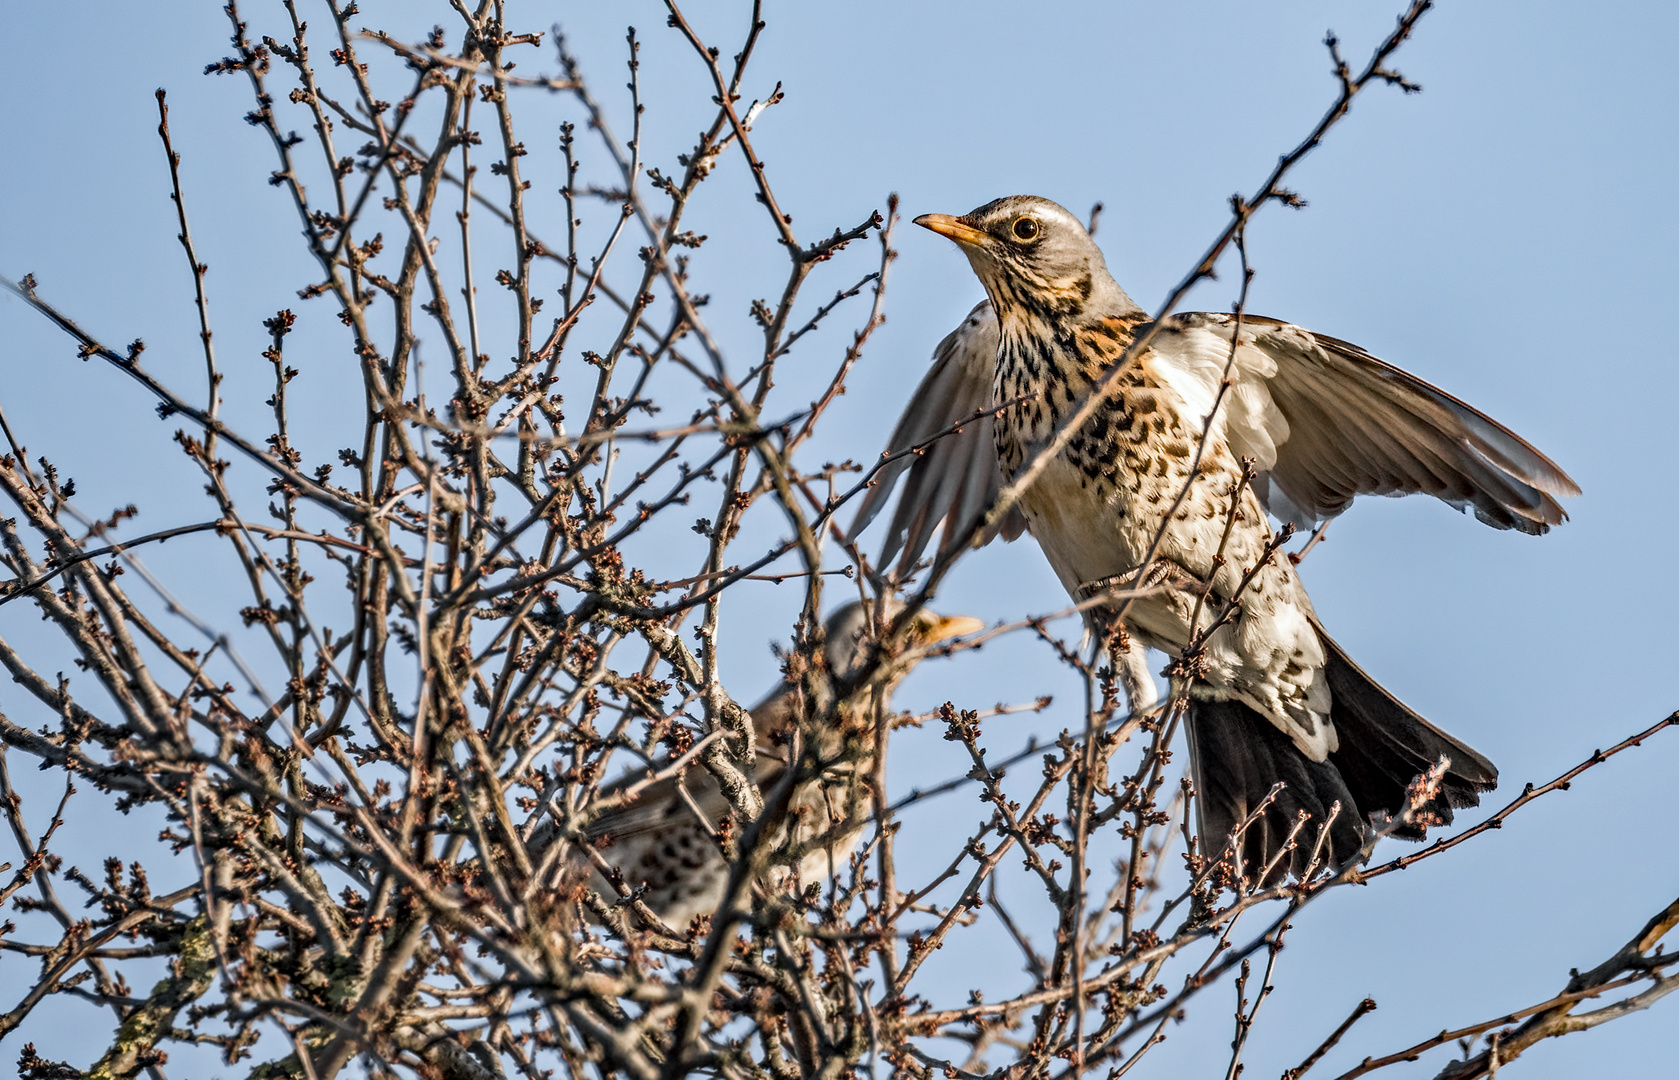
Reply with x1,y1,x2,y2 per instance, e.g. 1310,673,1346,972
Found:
579,602,980,926
851,195,1579,881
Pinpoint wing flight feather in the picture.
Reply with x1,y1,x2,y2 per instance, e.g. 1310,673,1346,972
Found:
847,302,1026,575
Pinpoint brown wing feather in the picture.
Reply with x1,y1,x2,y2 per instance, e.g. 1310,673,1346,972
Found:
847,301,1026,575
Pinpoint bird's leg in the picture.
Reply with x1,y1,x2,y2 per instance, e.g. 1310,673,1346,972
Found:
1077,573,1168,716
1094,615,1157,715
1115,639,1159,716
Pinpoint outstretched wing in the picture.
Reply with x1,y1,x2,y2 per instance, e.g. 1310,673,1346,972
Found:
847,302,1027,575
1147,312,1580,534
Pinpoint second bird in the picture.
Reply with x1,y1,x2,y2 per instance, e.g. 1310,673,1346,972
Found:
578,602,980,926
853,195,1579,883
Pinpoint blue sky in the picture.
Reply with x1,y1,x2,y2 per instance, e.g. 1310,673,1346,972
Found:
2,2,1675,1076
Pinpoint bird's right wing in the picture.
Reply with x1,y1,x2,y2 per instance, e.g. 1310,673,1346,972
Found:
847,301,1027,576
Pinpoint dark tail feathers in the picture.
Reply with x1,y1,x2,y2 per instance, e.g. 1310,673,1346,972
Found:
1189,629,1497,884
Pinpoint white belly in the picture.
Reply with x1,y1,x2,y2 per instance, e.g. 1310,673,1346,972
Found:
1020,457,1337,761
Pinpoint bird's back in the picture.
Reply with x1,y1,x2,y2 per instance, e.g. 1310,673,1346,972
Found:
585,744,874,928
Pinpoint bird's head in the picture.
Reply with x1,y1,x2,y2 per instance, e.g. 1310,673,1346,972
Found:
753,601,982,751
915,195,1139,321
820,600,983,685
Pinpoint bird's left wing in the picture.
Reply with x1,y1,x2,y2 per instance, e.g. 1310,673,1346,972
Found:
584,773,700,844
1146,313,1580,534
847,301,1027,576
584,681,801,845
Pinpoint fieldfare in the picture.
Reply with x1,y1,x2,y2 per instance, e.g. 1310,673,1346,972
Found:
579,602,981,926
851,195,1579,882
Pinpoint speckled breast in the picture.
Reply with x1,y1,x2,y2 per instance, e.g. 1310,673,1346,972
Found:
993,325,1210,582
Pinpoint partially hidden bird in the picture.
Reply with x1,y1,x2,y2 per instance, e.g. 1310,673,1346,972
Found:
578,602,981,927
850,196,1579,882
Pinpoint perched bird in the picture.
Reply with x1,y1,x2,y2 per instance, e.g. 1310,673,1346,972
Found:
851,195,1579,882
579,601,981,926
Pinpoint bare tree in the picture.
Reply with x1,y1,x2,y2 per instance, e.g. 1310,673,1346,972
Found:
0,2,1673,1079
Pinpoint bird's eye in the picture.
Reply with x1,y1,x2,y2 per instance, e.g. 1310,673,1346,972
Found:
1012,217,1040,241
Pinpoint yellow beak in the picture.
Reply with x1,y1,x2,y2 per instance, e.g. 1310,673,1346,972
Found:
928,613,985,643
914,213,991,248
